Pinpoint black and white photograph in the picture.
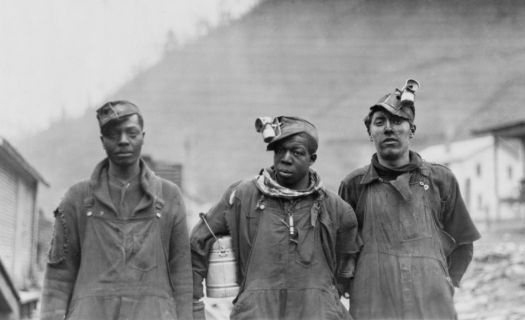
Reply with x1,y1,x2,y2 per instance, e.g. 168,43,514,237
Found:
1,0,524,319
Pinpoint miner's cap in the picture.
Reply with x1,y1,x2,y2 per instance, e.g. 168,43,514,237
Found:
96,101,141,128
266,116,318,151
370,92,415,123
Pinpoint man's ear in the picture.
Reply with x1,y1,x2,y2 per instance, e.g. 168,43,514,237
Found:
411,124,417,134
310,153,317,165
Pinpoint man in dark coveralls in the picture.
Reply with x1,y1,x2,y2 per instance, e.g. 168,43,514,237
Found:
338,81,481,320
191,116,361,320
40,101,192,320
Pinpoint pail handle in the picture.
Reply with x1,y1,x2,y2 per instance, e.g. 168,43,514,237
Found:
199,213,226,253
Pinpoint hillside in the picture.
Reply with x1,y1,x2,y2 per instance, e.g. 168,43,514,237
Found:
18,0,525,214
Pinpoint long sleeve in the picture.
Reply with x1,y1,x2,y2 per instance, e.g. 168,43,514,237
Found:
448,243,474,287
40,198,81,320
168,196,193,320
334,198,362,296
190,181,240,299
335,202,361,274
439,170,481,246
338,168,367,228
433,167,480,287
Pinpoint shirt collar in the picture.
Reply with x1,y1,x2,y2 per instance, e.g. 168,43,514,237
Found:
89,158,157,194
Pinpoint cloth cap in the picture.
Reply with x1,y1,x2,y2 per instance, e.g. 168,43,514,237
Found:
96,101,141,128
266,116,318,151
370,90,415,123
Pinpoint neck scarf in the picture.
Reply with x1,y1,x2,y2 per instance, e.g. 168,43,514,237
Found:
254,167,324,199
371,150,421,180
254,167,325,227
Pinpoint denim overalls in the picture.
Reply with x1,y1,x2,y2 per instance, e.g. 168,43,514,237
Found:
350,171,456,320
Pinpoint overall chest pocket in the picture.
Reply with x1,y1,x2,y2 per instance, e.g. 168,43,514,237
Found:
125,218,159,272
398,200,432,242
285,202,319,269
87,217,159,273
295,225,319,268
126,232,157,271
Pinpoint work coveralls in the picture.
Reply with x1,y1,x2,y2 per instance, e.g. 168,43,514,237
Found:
41,159,192,320
339,154,481,320
191,169,361,320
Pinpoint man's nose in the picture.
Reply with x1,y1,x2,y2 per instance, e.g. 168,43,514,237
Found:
281,151,293,163
118,133,130,145
384,120,393,133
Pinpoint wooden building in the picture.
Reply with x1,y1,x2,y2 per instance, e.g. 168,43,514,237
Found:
420,136,522,222
142,154,183,190
0,136,48,319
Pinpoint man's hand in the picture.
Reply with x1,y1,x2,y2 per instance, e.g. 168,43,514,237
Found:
193,299,206,320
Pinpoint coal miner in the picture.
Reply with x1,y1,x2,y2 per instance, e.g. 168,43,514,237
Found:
40,101,192,320
191,116,361,320
338,80,481,319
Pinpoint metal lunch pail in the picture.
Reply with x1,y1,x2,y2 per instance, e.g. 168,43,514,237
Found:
206,236,240,298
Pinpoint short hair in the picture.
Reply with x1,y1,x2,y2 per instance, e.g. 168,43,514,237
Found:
364,111,374,135
100,113,144,137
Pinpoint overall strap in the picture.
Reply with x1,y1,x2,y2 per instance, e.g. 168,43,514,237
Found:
234,189,263,301
154,180,178,292
79,183,95,245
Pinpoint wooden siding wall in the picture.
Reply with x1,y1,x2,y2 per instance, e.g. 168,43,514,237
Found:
0,160,37,288
13,178,36,288
0,162,17,282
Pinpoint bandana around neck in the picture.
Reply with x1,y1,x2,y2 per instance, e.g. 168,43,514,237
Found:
254,167,324,200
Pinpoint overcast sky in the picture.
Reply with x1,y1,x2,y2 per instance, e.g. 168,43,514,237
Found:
0,0,259,141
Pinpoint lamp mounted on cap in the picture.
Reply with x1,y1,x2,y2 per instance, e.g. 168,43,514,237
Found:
370,79,420,123
255,116,319,152
400,79,420,109
255,117,282,143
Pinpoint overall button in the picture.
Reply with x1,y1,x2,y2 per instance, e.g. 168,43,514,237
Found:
87,211,92,216
419,181,424,186
156,212,161,218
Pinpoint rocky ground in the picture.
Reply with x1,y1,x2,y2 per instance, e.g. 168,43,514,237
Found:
202,221,525,320
454,220,525,320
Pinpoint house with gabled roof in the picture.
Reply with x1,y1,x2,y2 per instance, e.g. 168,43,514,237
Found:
419,135,522,223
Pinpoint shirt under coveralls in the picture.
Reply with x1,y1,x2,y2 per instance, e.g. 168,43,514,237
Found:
339,152,481,320
191,168,361,320
41,159,192,320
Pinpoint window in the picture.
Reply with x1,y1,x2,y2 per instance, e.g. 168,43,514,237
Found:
476,163,482,177
478,194,483,209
